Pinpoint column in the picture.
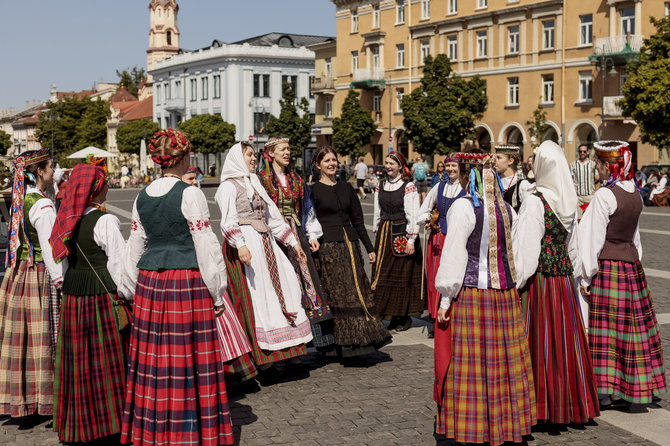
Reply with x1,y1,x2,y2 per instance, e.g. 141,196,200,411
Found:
609,3,616,37
634,0,642,36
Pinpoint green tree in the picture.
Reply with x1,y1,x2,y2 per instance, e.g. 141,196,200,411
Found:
401,54,487,155
525,104,548,151
0,130,12,155
332,89,377,158
116,66,147,98
116,119,160,154
266,83,313,158
178,114,236,154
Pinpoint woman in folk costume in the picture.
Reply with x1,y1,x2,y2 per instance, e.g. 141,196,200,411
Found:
371,151,422,332
216,142,312,372
49,161,133,443
434,152,536,446
513,141,599,424
122,129,233,446
416,153,466,324
258,136,334,350
578,140,666,409
310,147,390,358
0,148,66,418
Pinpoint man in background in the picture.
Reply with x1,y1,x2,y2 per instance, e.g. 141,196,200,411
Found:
570,143,598,219
354,156,368,199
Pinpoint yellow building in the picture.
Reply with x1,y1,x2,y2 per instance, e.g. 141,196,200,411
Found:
324,0,668,168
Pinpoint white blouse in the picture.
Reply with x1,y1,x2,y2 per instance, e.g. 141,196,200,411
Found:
373,178,421,242
215,180,298,250
276,173,323,241
513,195,580,289
577,180,642,287
416,180,463,224
26,187,67,288
124,177,227,307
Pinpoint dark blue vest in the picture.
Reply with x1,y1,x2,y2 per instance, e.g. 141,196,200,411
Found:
436,182,466,235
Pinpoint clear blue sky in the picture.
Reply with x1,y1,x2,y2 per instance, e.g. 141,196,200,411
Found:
0,0,335,110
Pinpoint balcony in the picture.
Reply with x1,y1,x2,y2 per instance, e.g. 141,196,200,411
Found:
373,110,383,124
310,76,335,94
603,96,624,117
350,67,386,90
589,35,644,64
164,97,185,111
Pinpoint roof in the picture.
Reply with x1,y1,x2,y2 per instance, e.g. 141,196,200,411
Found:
110,88,137,103
112,101,139,116
229,33,334,49
57,89,96,100
121,96,153,122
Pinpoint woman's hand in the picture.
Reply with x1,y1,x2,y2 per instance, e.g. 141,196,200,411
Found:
437,308,450,324
579,285,591,300
424,218,431,229
405,241,415,256
214,305,225,317
294,245,307,263
238,246,252,266
309,239,320,252
368,252,377,264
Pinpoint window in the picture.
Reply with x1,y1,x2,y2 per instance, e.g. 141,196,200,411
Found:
174,80,181,97
253,112,268,136
621,8,635,35
190,79,197,101
421,0,430,20
476,31,487,58
508,25,519,54
372,4,380,28
477,0,487,9
448,0,457,14
396,88,404,113
282,75,298,93
372,46,380,68
253,74,270,97
351,9,359,33
619,71,627,95
325,96,333,118
447,35,457,61
542,19,555,49
579,71,592,102
396,44,405,68
156,84,161,105
352,51,359,71
508,77,519,106
165,82,170,99
325,58,332,77
373,91,382,122
542,74,554,103
213,75,221,98
420,40,430,63
167,30,172,46
666,2,670,16
201,77,208,100
580,14,593,45
396,0,405,24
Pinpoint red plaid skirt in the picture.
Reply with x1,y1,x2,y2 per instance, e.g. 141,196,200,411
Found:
54,292,128,442
522,273,599,424
589,260,666,403
121,269,233,446
436,287,536,446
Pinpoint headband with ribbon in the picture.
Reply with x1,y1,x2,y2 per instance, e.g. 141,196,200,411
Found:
388,151,411,180
594,140,634,187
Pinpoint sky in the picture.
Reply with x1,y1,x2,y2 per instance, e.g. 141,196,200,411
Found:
0,0,336,111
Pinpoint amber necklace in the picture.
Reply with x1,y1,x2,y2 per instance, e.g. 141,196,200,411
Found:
90,202,106,212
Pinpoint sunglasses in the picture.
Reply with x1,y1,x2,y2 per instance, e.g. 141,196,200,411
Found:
579,150,588,153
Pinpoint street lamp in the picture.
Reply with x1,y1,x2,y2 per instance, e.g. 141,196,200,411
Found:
599,56,617,138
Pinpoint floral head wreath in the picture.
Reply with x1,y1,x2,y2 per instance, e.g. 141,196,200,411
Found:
494,145,521,155
148,128,191,168
444,153,461,163
264,137,290,151
594,140,633,187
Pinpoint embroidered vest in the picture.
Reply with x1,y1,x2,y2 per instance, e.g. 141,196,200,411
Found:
379,180,406,222
231,180,268,233
536,193,573,276
277,183,301,227
599,185,643,263
17,192,45,263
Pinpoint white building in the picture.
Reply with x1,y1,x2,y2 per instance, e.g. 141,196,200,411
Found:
150,33,334,147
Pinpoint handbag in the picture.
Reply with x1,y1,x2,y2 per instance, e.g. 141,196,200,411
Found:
391,221,410,257
76,242,132,332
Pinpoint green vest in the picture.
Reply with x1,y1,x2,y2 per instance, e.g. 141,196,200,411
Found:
136,181,198,271
278,186,301,226
62,210,117,296
17,192,45,263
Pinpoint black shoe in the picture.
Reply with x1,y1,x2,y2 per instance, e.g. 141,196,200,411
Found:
386,317,400,331
427,330,435,339
600,398,632,411
395,317,413,332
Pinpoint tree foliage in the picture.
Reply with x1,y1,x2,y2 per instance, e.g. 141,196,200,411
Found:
332,89,377,158
116,66,147,98
0,130,11,155
116,119,160,154
266,83,313,158
401,54,488,155
178,114,236,154
35,97,110,166
525,105,548,151
619,15,670,150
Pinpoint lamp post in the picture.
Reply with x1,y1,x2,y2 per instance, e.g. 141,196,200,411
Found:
599,56,617,139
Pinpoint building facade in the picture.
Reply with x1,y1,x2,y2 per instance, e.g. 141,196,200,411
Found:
309,39,338,151
151,33,333,150
329,0,668,167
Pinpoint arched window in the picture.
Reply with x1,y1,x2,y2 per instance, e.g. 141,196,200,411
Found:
167,30,172,46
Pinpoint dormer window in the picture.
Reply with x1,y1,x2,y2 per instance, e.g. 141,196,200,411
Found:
278,36,293,47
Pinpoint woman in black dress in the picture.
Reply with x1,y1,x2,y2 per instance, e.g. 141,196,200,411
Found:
310,147,391,358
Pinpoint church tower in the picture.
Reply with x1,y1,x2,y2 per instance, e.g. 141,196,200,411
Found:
146,0,180,88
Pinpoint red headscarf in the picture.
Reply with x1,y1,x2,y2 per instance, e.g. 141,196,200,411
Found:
49,164,107,263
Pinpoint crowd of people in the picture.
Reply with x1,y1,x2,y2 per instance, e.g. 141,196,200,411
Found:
0,130,665,446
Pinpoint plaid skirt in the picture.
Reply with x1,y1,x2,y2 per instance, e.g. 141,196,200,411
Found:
436,287,536,446
121,269,233,446
54,292,128,443
589,260,666,403
522,273,599,424
0,261,57,417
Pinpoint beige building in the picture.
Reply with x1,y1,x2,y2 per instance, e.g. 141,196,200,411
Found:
326,0,669,168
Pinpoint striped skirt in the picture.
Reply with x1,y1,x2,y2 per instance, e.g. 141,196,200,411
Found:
0,261,57,417
54,292,128,443
436,287,536,446
216,291,257,385
589,260,666,403
425,231,445,319
121,269,233,446
522,273,599,424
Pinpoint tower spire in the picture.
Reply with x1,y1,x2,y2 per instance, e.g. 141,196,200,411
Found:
146,0,180,88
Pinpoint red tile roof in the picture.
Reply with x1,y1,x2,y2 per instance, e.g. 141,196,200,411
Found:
56,89,96,100
110,88,137,103
121,96,153,122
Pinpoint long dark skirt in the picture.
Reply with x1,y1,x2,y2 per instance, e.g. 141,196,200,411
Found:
319,239,391,357
371,220,423,318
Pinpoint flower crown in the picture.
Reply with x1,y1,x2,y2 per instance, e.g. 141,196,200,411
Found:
593,140,628,159
148,128,191,168
264,137,290,150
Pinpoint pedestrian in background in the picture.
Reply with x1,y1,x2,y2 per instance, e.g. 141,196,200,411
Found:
429,161,447,188
120,165,130,189
570,143,598,219
411,155,428,203
354,156,368,199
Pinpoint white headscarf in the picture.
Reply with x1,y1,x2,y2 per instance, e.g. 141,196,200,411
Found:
220,142,275,206
533,140,577,230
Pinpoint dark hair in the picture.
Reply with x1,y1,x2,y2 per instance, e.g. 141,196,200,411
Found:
24,154,51,185
312,146,338,167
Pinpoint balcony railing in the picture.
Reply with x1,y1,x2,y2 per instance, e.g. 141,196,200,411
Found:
594,35,644,54
311,76,335,92
164,97,185,111
603,96,624,117
350,67,386,89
